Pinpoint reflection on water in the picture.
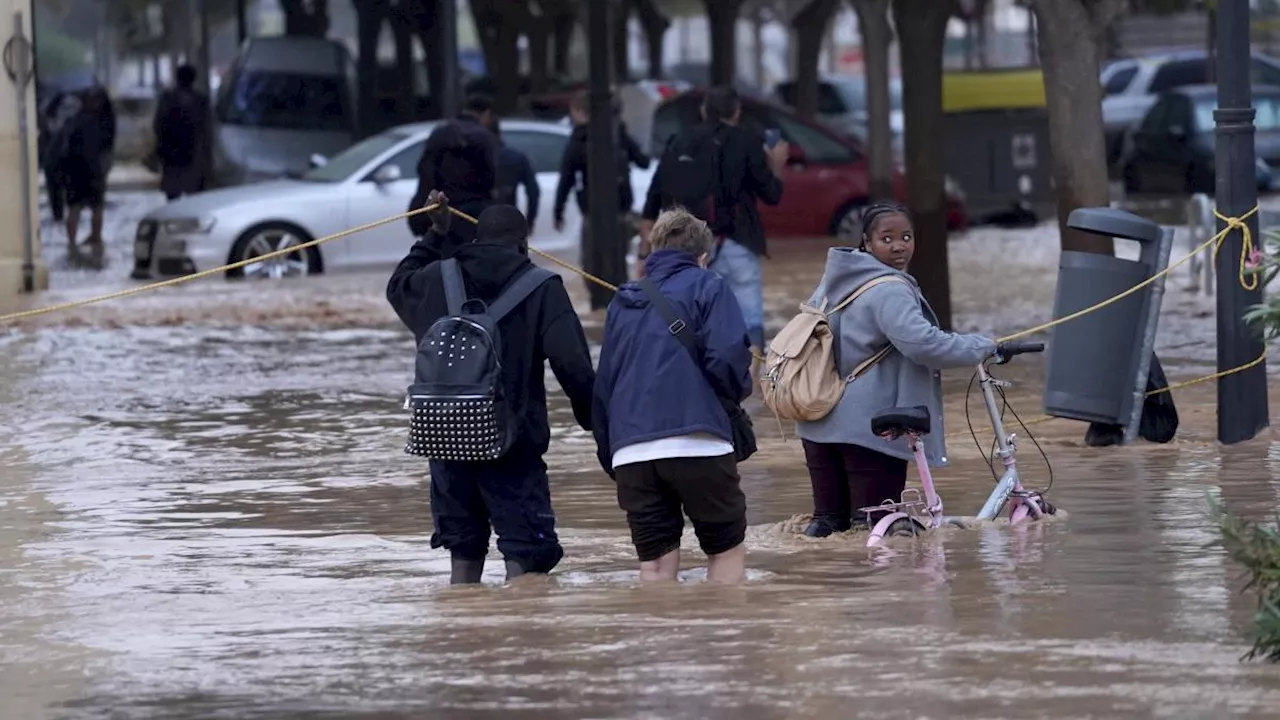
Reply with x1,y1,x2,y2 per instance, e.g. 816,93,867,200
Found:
3,241,1280,719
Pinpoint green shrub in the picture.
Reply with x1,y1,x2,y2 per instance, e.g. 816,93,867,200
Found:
1212,497,1280,662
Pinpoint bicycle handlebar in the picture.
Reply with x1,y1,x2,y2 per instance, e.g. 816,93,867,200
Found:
993,341,1045,364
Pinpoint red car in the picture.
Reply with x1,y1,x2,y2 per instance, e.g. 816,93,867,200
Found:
649,90,968,239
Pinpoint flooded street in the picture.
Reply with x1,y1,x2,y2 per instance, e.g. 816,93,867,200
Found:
3,223,1280,718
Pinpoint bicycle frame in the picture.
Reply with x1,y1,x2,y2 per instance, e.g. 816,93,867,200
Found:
865,436,943,545
864,351,1051,547
972,360,1045,525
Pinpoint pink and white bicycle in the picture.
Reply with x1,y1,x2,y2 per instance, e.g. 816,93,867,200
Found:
860,341,1057,547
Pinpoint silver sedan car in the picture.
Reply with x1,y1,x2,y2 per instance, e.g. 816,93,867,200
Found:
132,119,655,280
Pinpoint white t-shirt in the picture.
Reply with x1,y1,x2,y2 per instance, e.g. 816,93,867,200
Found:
611,433,734,469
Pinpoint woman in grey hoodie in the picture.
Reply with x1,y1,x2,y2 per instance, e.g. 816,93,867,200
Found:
797,203,996,538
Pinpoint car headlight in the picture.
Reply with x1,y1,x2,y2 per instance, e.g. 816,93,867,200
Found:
161,217,216,235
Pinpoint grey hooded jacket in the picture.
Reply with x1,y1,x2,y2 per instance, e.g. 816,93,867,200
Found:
796,248,996,466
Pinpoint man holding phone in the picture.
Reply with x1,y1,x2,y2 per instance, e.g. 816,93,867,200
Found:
640,86,788,362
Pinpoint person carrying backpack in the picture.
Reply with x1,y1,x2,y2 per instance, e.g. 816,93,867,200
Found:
152,64,210,201
782,203,995,538
386,197,596,585
640,86,788,361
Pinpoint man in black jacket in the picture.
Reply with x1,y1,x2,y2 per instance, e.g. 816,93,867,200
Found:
641,86,787,358
464,94,541,229
405,114,497,255
552,91,650,299
386,198,596,584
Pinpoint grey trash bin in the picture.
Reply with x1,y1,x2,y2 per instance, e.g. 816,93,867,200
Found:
1042,208,1174,439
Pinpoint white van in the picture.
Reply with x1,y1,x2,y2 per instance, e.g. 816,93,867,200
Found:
213,36,357,186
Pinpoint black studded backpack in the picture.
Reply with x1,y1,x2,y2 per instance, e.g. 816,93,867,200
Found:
404,258,555,461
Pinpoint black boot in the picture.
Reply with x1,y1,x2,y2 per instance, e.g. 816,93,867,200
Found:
804,514,852,538
504,559,527,583
450,556,485,585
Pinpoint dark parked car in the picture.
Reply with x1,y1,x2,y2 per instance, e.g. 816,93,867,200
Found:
1121,84,1280,195
651,90,967,240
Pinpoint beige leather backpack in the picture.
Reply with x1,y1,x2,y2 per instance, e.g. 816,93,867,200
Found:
760,275,908,422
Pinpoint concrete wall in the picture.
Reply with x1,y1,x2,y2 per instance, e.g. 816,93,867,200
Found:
0,0,46,296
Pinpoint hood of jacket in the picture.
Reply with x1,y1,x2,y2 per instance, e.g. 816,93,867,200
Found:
614,249,702,308
808,247,918,310
450,241,534,298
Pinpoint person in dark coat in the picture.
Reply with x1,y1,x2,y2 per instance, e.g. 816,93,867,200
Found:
38,89,81,223
61,89,114,247
386,199,597,584
592,208,753,584
642,86,787,358
405,113,498,257
486,119,541,230
552,91,651,303
552,90,650,235
153,64,211,201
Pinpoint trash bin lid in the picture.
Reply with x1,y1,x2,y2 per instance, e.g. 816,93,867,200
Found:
1067,207,1163,244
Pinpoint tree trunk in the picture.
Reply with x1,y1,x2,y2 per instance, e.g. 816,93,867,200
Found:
1030,0,1126,256
791,0,840,120
704,0,743,87
470,0,501,82
851,0,894,201
551,6,577,78
281,0,329,37
614,1,632,83
893,0,954,329
527,6,551,93
634,0,670,79
391,9,416,121
495,19,521,113
408,0,443,118
354,1,387,136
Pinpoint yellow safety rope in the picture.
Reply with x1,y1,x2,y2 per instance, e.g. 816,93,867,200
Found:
997,206,1259,343
0,201,1267,397
0,203,620,324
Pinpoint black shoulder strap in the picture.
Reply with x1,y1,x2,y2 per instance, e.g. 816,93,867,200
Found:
638,277,700,363
487,267,556,322
441,258,466,315
639,277,742,414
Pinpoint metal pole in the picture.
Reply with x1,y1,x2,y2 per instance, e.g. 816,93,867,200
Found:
237,0,248,44
585,0,623,310
9,12,36,293
1214,0,1269,444
438,0,460,119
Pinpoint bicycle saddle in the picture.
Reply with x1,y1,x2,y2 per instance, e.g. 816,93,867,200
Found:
870,406,932,437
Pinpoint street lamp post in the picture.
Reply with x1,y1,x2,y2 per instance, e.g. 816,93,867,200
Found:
584,0,623,311
1214,0,1269,444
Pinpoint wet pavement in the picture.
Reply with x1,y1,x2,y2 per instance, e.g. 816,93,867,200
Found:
3,212,1280,718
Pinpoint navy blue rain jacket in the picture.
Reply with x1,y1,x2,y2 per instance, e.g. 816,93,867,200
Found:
591,249,753,475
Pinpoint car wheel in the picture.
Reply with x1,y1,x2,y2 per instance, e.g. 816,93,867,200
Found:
832,200,869,243
226,223,322,280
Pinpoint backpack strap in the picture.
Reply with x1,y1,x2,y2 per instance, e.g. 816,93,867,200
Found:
828,275,910,315
441,258,467,316
486,267,556,322
848,345,894,383
824,275,912,383
638,277,701,361
638,277,740,415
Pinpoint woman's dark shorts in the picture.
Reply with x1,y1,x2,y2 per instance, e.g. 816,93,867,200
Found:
64,171,106,208
613,453,747,562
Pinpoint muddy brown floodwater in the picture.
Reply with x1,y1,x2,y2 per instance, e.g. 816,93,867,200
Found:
3,229,1280,719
